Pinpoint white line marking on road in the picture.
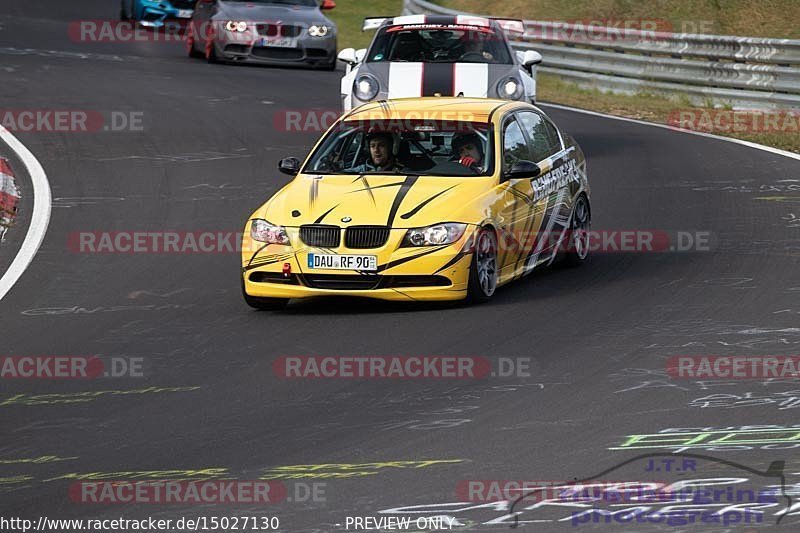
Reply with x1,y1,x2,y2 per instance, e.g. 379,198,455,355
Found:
539,102,800,162
0,126,51,300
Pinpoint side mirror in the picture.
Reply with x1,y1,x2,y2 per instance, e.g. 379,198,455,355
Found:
337,47,357,65
522,50,543,71
355,48,367,63
278,157,301,176
320,0,336,10
504,160,541,181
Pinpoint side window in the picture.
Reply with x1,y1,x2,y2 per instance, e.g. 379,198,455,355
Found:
502,116,530,169
518,112,562,162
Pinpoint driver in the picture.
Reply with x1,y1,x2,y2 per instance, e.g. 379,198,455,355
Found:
353,131,404,173
452,132,485,171
460,33,494,61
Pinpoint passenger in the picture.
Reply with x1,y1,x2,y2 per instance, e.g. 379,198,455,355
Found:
452,132,485,171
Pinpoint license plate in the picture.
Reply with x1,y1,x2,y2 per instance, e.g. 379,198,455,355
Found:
307,253,377,271
176,9,193,18
258,37,297,48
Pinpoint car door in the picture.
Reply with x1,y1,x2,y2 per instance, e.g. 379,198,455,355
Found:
516,110,573,263
496,111,544,280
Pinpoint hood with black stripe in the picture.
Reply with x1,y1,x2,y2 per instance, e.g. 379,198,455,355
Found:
359,62,522,101
260,173,492,228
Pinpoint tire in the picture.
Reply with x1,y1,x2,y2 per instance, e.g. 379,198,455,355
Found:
241,279,288,311
562,194,591,267
186,25,204,58
205,27,219,63
320,58,337,71
120,0,130,21
466,227,498,304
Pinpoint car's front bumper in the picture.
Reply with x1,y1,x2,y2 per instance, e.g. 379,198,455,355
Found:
241,227,473,302
213,26,336,67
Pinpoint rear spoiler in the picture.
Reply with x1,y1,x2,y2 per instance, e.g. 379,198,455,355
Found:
362,16,525,34
493,19,525,35
362,17,390,31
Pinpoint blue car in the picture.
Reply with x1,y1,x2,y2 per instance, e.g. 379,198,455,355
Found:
120,0,198,28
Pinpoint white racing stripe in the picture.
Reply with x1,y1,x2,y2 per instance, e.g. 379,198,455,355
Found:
454,63,488,97
0,126,51,300
388,63,424,99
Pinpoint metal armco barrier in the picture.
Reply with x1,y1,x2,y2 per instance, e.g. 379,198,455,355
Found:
403,0,800,109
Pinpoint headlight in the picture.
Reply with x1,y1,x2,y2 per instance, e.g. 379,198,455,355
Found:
251,219,290,245
402,223,467,247
308,25,329,37
354,74,379,102
497,77,524,100
225,21,248,32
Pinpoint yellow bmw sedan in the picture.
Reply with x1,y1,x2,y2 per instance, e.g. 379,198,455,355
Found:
241,97,590,309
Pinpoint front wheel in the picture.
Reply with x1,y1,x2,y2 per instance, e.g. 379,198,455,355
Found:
241,279,288,311
205,27,219,63
186,24,204,58
563,194,591,267
120,0,131,21
466,227,498,304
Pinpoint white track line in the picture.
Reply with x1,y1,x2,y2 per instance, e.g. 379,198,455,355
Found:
540,102,800,162
0,126,51,300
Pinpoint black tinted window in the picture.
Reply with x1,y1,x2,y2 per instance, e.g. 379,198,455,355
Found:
502,117,530,169
517,111,562,162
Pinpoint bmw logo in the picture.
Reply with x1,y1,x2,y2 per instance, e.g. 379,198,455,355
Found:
341,216,352,223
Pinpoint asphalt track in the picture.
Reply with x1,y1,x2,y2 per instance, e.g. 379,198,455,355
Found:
1,1,800,531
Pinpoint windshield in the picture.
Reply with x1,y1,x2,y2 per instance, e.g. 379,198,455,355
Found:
367,25,512,64
303,119,494,177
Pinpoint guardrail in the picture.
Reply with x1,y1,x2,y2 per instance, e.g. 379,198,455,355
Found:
403,0,800,109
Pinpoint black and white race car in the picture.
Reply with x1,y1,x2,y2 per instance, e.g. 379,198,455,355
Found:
337,14,542,111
